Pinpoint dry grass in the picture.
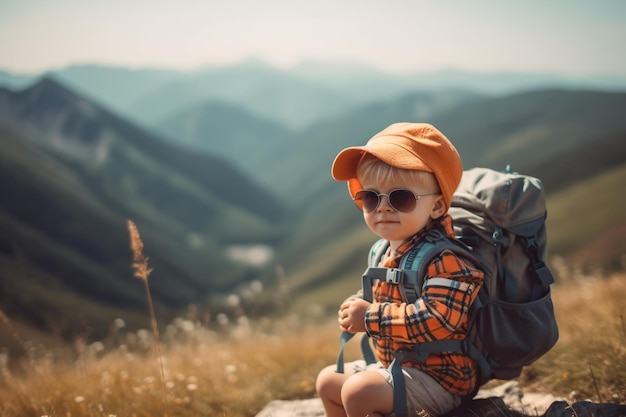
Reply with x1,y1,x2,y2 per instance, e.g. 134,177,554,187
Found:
0,313,341,417
0,226,624,416
0,220,342,417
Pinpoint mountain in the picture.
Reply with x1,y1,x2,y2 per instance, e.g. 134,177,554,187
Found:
257,89,488,201
152,89,486,193
292,60,626,96
155,87,626,206
430,89,626,171
0,78,287,337
47,61,356,130
277,89,626,201
0,69,37,91
48,64,182,116
125,61,354,129
5,61,626,133
155,100,293,180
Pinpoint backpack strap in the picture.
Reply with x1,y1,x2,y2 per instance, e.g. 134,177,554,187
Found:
369,238,389,268
388,337,491,415
397,229,450,303
335,239,389,374
335,330,376,373
522,229,555,300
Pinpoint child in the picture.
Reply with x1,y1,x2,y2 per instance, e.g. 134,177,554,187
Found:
315,122,485,417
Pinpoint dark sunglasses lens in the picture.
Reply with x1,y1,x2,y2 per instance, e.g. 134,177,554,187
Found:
354,191,379,212
389,189,417,212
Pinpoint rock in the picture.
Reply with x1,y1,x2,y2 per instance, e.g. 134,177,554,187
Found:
255,381,626,417
256,398,325,417
474,380,564,414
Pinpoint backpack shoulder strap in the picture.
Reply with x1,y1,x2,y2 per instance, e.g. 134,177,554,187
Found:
336,238,388,374
369,238,389,267
398,229,473,303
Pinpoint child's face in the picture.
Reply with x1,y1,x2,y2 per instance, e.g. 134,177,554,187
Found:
359,176,444,248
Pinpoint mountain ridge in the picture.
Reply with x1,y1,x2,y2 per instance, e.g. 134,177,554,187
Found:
3,61,626,131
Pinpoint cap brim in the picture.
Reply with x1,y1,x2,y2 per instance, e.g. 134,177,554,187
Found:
331,139,433,182
331,147,366,181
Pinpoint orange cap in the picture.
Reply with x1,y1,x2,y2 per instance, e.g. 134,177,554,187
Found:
331,122,463,211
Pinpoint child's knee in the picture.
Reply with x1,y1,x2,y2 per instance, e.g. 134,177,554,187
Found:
340,372,369,402
315,364,340,397
341,371,393,413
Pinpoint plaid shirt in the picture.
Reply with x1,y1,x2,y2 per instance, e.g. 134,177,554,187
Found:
364,215,484,396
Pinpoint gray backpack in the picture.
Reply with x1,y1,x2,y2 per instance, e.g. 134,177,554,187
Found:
336,167,559,416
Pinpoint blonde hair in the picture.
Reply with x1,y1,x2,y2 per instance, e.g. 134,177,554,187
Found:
356,154,440,192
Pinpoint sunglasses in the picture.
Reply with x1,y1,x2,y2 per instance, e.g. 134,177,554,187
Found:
353,189,440,213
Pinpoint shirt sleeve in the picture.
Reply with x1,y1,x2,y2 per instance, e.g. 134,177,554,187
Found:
365,248,484,343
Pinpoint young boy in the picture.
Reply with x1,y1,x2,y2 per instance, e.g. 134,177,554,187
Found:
316,122,485,417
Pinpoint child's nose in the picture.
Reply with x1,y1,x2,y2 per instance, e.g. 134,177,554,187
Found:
377,194,394,211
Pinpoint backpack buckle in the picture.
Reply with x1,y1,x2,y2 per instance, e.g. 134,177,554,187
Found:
386,268,403,284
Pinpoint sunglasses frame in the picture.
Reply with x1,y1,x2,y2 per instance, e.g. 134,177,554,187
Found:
353,189,440,213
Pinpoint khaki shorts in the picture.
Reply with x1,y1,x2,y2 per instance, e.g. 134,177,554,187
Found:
349,360,462,417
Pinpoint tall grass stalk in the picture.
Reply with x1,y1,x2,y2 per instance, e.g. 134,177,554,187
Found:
589,366,603,404
127,219,169,417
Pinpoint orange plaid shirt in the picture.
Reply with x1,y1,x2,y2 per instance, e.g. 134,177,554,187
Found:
364,215,484,396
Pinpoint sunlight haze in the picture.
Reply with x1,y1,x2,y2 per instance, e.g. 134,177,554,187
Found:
0,0,625,76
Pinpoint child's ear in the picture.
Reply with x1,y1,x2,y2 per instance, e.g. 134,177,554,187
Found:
430,196,447,218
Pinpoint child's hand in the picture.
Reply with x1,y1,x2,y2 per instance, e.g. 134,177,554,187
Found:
338,297,370,333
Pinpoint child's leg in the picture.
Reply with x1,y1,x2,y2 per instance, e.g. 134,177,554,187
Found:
316,360,393,417
316,363,352,417
341,369,394,417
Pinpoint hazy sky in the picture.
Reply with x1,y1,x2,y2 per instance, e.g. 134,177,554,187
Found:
1,0,625,76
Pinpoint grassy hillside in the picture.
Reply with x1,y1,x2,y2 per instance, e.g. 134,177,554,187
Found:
547,163,626,272
433,90,626,171
523,130,626,193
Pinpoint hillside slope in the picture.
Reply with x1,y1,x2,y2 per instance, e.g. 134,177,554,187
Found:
547,162,626,271
0,79,287,336
155,100,293,179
